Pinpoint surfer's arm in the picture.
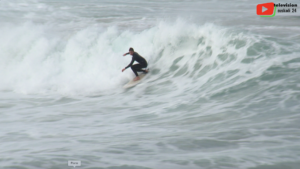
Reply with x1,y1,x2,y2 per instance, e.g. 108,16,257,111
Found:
123,52,129,56
125,58,134,69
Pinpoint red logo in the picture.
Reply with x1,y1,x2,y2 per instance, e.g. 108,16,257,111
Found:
257,2,275,15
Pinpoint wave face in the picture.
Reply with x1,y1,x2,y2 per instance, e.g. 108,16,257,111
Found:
1,20,298,96
1,1,300,169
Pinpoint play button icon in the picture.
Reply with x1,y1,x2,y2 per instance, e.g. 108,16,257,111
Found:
262,6,268,13
257,2,275,15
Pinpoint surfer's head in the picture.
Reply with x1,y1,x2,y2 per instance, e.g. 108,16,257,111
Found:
129,47,134,55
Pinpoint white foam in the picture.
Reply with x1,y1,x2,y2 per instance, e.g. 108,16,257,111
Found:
0,19,296,96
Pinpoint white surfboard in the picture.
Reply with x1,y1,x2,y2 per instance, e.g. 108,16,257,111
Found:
123,73,147,89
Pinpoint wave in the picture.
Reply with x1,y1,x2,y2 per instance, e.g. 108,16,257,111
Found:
0,19,297,96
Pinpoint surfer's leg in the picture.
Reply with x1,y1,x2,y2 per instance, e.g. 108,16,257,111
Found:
131,64,139,77
132,64,147,76
136,64,147,73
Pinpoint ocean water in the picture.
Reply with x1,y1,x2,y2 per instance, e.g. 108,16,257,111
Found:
1,0,300,169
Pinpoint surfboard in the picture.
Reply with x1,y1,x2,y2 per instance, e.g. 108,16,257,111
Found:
123,73,147,89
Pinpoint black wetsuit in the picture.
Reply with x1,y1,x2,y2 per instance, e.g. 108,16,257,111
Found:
125,52,148,77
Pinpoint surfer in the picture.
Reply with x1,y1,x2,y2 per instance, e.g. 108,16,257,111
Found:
122,48,148,81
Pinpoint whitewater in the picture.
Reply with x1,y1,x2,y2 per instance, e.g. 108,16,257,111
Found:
1,0,300,169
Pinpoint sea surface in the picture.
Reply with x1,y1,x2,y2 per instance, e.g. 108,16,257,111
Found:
1,0,300,169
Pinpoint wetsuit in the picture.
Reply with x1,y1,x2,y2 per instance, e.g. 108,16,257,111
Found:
125,52,148,77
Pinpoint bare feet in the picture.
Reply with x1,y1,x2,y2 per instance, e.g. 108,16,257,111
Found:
145,69,149,73
134,76,140,81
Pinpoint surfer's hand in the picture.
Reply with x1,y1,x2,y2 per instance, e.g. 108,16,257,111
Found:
122,68,125,72
123,53,127,56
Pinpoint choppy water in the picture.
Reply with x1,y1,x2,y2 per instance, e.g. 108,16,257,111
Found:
1,0,300,169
